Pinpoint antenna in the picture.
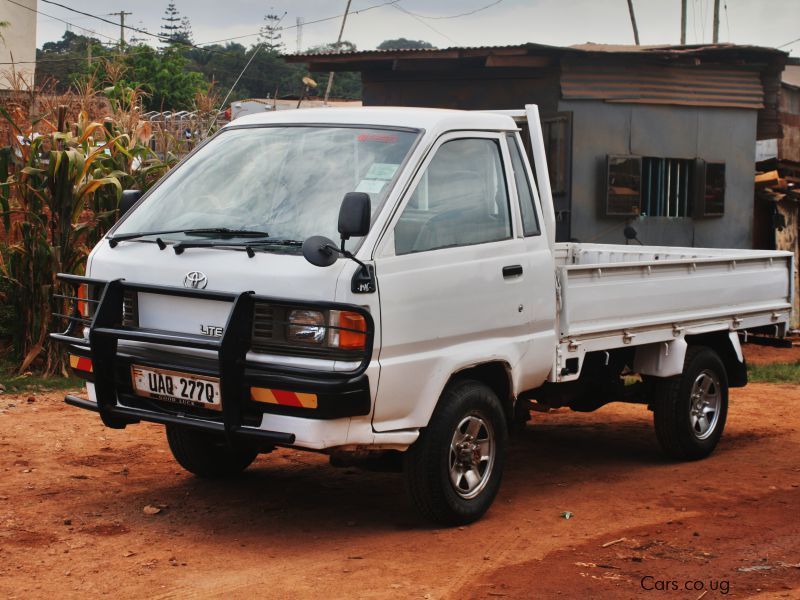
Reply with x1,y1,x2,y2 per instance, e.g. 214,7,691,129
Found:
296,16,304,53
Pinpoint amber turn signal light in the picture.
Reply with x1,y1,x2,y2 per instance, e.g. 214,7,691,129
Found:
336,311,367,350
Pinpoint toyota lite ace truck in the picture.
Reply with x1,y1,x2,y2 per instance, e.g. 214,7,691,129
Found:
53,106,794,524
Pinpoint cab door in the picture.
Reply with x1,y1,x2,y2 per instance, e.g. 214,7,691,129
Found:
371,131,548,433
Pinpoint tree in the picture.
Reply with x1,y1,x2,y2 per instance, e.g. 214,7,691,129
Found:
116,44,206,110
377,38,434,50
36,31,109,91
160,2,191,45
308,41,357,54
179,16,193,45
259,13,284,53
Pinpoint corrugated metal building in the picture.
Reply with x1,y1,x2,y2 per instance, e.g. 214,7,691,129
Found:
288,43,787,249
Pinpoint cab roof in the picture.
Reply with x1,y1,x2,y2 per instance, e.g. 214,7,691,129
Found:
227,106,518,134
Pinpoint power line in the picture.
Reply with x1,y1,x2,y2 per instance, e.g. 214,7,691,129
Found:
392,4,458,45
195,0,399,47
35,0,400,57
0,44,171,66
395,0,503,20
39,0,169,44
5,0,119,44
778,37,800,49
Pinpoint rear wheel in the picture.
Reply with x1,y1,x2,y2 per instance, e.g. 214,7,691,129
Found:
166,425,258,478
404,379,508,525
652,346,728,460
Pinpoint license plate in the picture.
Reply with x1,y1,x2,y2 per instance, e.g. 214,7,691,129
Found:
131,365,221,411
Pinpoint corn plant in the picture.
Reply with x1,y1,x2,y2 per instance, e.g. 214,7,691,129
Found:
0,104,126,374
0,68,174,375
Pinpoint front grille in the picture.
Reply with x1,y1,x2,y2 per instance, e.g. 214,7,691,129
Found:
251,302,275,352
122,291,139,327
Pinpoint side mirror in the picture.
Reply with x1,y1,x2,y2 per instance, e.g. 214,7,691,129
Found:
301,192,376,293
338,192,371,240
119,189,142,217
302,235,339,267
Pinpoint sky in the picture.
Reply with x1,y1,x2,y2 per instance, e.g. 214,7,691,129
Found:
27,0,800,56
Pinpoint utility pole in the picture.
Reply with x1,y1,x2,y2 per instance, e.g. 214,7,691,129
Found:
712,0,720,43
680,0,687,45
323,0,352,105
626,0,640,45
109,11,132,48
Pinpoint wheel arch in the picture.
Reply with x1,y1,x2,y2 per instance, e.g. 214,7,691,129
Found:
685,331,747,388
448,361,515,427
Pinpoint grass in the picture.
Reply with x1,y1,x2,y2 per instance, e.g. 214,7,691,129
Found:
0,360,82,394
748,361,800,384
0,358,798,395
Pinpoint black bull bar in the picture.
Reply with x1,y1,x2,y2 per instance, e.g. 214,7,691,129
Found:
51,273,375,446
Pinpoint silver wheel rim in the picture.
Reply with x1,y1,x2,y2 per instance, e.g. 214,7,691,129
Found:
449,413,495,499
689,369,722,440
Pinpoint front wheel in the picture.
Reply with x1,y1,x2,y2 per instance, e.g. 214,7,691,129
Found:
166,425,259,478
652,346,729,460
404,379,508,525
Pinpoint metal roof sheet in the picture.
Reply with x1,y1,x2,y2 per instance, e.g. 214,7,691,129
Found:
286,42,786,61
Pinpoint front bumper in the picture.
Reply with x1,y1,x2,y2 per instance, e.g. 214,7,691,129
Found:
52,275,375,445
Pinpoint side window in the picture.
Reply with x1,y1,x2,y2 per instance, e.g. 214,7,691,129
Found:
506,133,540,236
394,138,511,255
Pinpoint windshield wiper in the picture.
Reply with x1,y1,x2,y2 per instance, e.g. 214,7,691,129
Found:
173,238,302,256
108,228,271,248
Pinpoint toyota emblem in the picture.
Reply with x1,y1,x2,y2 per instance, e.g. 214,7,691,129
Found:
183,271,208,289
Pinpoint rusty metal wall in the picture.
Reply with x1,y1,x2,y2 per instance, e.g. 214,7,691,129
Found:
779,86,800,163
561,61,764,109
561,99,757,249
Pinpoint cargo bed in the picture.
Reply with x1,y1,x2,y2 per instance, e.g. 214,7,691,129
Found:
553,242,794,380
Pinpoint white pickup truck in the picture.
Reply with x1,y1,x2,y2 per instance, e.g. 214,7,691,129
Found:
53,106,794,524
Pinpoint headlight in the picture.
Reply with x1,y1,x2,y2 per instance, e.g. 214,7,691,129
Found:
287,309,326,344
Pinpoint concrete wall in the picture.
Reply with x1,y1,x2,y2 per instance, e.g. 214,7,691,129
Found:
560,100,758,249
0,0,37,89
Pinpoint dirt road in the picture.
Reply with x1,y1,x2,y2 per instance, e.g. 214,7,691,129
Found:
1,347,798,599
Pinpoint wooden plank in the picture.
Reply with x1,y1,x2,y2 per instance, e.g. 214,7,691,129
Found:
755,170,780,186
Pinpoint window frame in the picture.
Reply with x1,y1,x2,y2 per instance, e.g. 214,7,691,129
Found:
387,130,518,256
505,132,542,237
604,154,726,219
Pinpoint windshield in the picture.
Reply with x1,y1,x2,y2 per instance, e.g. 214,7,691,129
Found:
112,125,420,245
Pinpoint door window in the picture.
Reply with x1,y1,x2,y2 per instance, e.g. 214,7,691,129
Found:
394,138,511,255
507,133,540,236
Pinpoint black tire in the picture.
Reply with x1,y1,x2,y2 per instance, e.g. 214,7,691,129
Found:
166,425,258,478
652,346,729,460
404,379,508,525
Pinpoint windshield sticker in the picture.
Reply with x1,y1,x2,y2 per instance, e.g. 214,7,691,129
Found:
365,163,399,181
357,133,398,143
355,179,386,194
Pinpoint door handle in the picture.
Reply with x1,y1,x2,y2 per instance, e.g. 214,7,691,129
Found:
502,265,523,278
